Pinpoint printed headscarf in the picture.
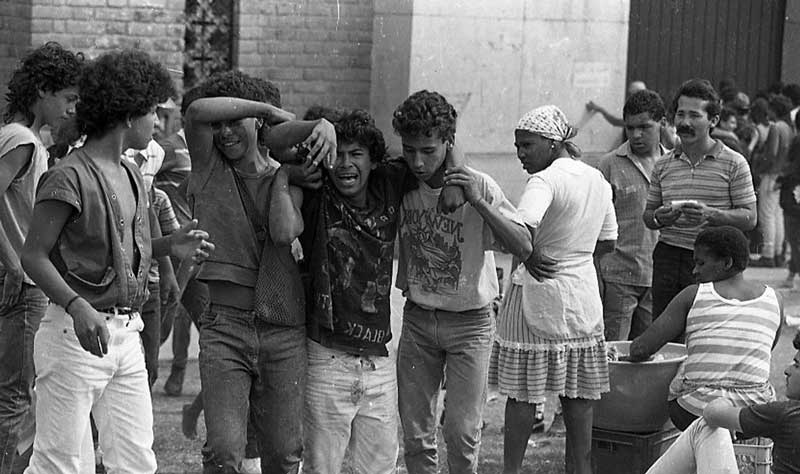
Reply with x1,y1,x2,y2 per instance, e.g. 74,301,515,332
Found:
517,105,582,157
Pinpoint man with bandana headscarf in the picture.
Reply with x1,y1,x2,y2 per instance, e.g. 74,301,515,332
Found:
489,105,617,474
642,79,756,326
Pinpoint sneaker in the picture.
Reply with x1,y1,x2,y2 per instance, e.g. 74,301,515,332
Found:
782,274,797,289
164,369,184,397
241,457,262,474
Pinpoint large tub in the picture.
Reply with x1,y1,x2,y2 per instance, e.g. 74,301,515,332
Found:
593,341,687,433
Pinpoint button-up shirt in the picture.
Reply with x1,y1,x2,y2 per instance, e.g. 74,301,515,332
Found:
596,142,665,286
36,149,152,309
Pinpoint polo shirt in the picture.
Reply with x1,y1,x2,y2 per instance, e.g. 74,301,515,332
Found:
646,140,756,250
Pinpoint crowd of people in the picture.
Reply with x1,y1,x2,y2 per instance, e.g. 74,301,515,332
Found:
0,41,798,474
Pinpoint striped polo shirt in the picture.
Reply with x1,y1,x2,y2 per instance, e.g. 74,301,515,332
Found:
671,282,780,415
646,140,756,250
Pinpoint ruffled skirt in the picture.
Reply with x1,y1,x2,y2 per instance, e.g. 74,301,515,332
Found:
488,284,610,403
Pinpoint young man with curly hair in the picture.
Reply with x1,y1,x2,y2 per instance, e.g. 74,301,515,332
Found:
0,42,83,474
184,70,335,474
21,49,213,474
392,90,532,473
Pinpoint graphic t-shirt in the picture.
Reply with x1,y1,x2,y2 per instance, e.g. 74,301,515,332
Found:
396,167,521,312
301,160,412,356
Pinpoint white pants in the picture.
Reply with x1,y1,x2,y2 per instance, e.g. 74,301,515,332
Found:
303,339,399,474
25,304,156,474
758,174,785,258
645,418,738,474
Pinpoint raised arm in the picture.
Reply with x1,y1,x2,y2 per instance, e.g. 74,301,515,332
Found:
268,168,304,245
629,284,696,361
184,97,295,170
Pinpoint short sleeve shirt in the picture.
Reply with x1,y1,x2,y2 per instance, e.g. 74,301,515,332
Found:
302,160,412,355
646,140,756,250
596,142,663,286
739,400,800,474
36,150,151,309
0,123,49,284
511,158,617,339
396,167,522,312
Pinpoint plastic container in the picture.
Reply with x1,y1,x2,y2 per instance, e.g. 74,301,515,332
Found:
591,426,680,474
734,438,773,474
593,341,687,432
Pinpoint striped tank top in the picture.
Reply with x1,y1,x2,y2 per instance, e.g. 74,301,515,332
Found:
670,282,780,416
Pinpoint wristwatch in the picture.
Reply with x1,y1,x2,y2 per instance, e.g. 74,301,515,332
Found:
653,214,664,228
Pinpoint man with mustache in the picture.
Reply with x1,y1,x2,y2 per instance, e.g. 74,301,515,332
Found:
643,79,756,323
596,89,669,341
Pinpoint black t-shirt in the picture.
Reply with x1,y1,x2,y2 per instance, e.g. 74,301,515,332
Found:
301,159,413,356
739,400,800,474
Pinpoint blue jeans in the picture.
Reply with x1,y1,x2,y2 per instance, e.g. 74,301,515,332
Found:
199,304,306,474
171,279,208,372
397,301,494,474
0,283,46,474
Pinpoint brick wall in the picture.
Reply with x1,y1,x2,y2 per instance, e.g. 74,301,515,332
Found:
28,0,184,86
237,0,374,116
0,0,32,99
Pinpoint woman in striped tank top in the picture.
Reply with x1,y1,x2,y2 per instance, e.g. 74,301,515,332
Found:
630,226,783,430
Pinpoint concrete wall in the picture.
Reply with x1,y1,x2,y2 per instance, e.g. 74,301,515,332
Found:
369,0,630,203
782,0,800,84
238,0,374,116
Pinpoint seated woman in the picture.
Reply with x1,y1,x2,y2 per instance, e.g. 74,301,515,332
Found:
629,226,783,430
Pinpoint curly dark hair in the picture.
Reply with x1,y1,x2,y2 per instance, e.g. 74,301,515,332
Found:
392,90,457,143
672,78,721,118
694,225,750,272
179,85,205,116
200,70,281,107
76,49,174,138
335,109,387,163
4,42,84,124
623,89,665,121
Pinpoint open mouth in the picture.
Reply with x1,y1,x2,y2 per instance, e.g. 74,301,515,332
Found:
335,172,359,186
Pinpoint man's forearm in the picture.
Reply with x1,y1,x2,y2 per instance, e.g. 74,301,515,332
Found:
269,172,303,245
709,207,757,231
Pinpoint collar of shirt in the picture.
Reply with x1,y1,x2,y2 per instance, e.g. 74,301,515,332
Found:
673,139,724,164
614,141,668,183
